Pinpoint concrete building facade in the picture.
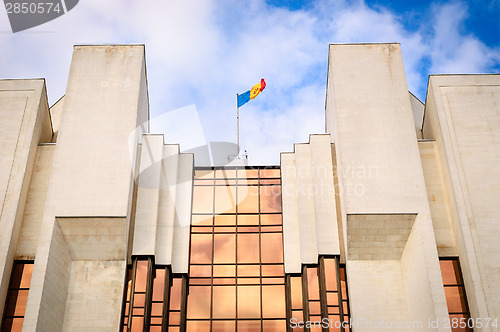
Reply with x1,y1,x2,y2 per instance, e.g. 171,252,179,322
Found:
0,44,498,331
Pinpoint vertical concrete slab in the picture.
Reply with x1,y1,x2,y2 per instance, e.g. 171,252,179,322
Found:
326,43,449,328
24,45,149,332
0,80,52,319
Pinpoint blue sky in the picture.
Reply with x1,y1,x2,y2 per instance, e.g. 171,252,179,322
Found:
1,0,499,165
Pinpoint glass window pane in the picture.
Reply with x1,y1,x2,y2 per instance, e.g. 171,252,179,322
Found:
309,301,321,315
213,286,236,319
170,279,182,310
328,315,341,332
237,278,260,285
134,260,148,292
237,215,259,226
213,265,235,277
191,215,213,226
186,321,211,332
260,185,282,213
215,185,237,214
214,234,236,264
260,169,280,178
309,316,323,332
261,214,282,226
169,327,180,332
190,234,213,264
449,314,472,332
190,265,212,278
290,277,303,309
262,285,286,318
151,303,163,316
2,318,23,332
260,179,281,185
194,170,214,179
169,312,180,325
238,320,261,332
237,234,260,263
327,292,339,306
5,290,28,317
238,169,259,179
262,265,284,277
215,169,236,178
214,226,236,233
324,258,338,292
343,301,349,315
444,286,468,313
292,309,304,323
212,320,236,332
440,260,460,286
237,186,259,213
216,179,237,185
19,264,33,289
130,317,144,332
213,278,236,285
307,267,320,300
133,293,145,307
186,286,211,319
192,186,213,213
238,226,260,233
237,286,261,318
215,215,236,226
261,233,284,264
152,268,165,301
237,265,260,277
340,280,347,300
263,319,286,331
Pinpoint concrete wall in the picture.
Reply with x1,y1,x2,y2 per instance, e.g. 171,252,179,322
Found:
423,75,500,329
132,134,194,273
326,43,450,330
22,45,149,332
281,134,340,273
0,79,52,319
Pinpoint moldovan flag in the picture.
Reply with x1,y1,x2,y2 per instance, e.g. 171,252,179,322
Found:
237,79,266,107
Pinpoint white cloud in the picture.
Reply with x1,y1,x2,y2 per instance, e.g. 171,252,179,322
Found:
0,0,498,165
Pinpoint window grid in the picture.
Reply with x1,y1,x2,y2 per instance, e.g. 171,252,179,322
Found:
188,167,285,331
439,258,473,332
287,257,350,332
1,261,34,332
121,258,186,332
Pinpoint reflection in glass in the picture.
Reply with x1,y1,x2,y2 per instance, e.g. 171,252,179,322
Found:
214,234,236,264
324,258,338,292
237,286,261,318
191,215,213,226
262,285,286,318
186,286,211,319
444,286,467,313
237,214,259,225
238,320,261,332
212,320,236,332
170,279,182,310
237,265,260,277
237,186,259,213
215,185,236,214
261,214,282,225
213,265,236,277
192,186,213,213
260,169,280,178
186,320,211,332
215,215,236,226
238,169,259,179
190,234,212,264
237,234,260,263
213,286,236,318
260,185,282,213
307,267,320,300
263,319,286,331
261,233,284,263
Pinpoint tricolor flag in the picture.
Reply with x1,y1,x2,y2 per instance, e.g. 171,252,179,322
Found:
237,79,266,107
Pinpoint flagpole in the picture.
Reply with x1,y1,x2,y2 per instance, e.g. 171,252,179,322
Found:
236,94,240,159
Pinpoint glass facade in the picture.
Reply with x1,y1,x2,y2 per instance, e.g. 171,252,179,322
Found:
287,257,350,332
439,258,472,332
188,167,285,331
1,261,33,332
121,167,350,332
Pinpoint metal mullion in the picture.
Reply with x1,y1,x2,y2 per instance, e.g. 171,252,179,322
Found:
318,257,329,332
143,257,154,332
127,258,138,331
179,276,188,332
210,170,216,332
285,275,293,332
162,266,171,332
335,258,345,332
302,265,310,332
257,174,264,331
